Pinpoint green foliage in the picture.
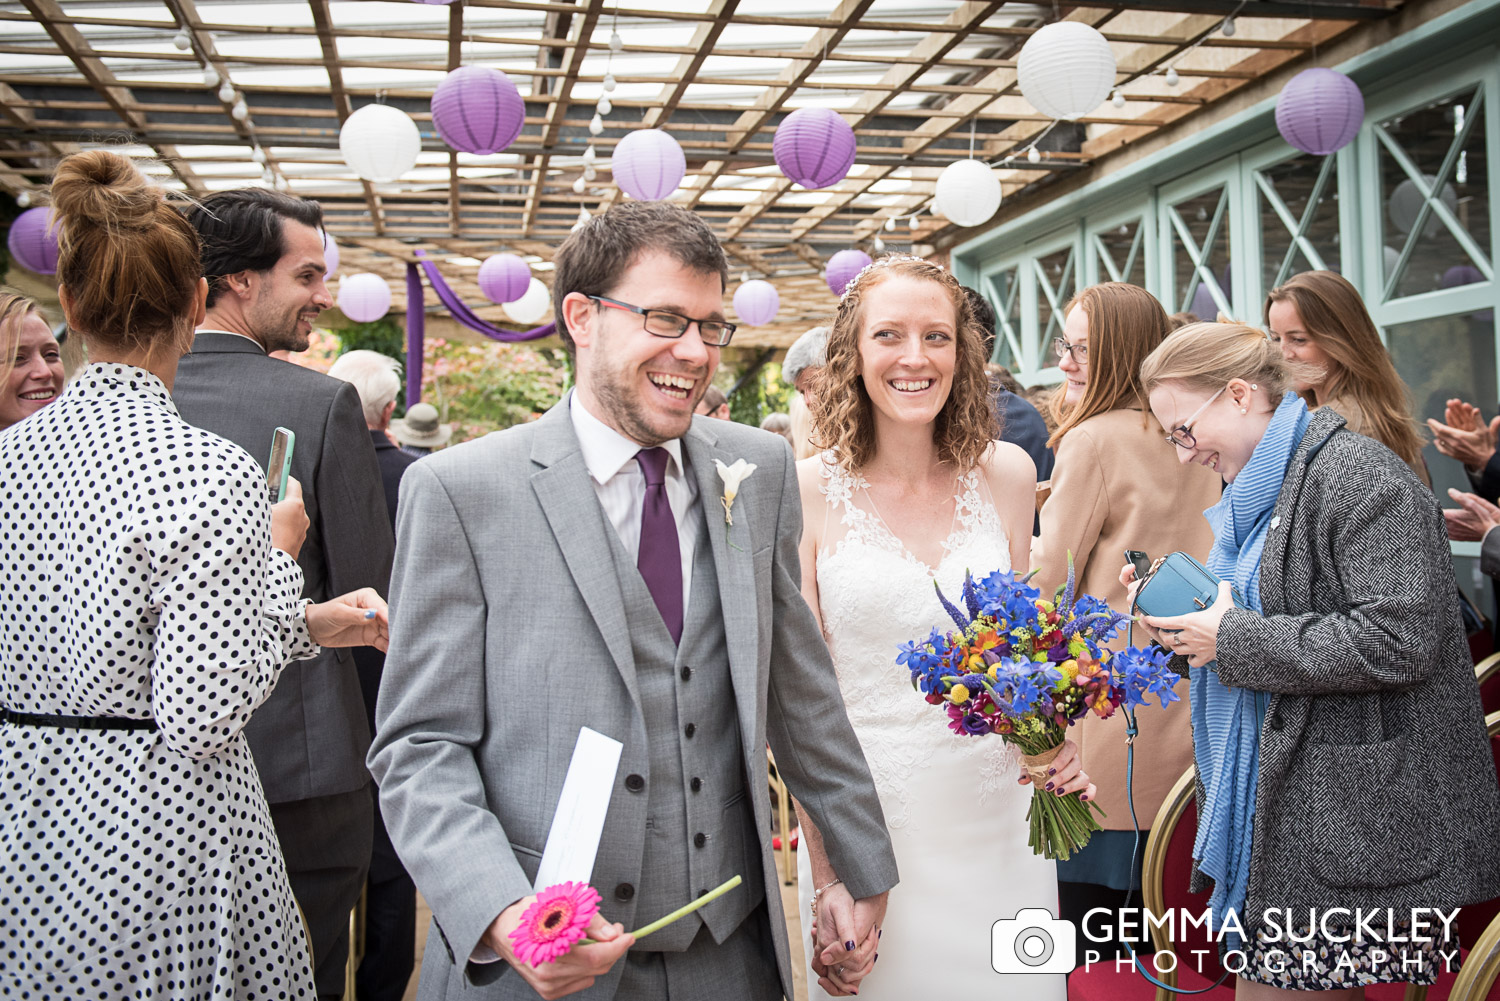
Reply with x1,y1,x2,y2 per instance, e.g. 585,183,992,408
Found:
421,337,569,441
330,317,409,412
727,356,792,427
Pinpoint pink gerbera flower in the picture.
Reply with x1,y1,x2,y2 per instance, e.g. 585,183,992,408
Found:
509,881,602,967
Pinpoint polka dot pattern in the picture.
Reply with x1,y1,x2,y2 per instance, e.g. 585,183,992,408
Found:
0,364,318,998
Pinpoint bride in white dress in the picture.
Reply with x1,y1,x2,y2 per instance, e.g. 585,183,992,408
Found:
793,256,1093,999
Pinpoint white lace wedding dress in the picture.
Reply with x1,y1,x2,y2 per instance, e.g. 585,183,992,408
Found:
797,457,1065,999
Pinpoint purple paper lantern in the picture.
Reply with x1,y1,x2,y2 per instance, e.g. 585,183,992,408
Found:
1275,68,1364,156
7,207,59,276
478,253,531,305
732,280,780,326
826,249,872,298
431,66,526,156
339,273,392,323
773,108,857,190
611,129,686,201
322,230,340,280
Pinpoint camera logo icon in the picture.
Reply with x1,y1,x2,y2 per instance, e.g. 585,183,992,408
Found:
992,907,1077,975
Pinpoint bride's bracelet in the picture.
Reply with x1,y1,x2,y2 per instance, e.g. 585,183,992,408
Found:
809,878,843,928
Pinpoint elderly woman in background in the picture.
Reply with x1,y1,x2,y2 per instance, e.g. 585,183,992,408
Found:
1124,320,1500,996
783,323,829,402
1264,270,1430,485
0,290,64,432
1031,283,1218,963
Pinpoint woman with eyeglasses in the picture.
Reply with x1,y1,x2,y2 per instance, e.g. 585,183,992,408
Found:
1265,270,1430,486
1122,321,1500,995
1031,283,1220,965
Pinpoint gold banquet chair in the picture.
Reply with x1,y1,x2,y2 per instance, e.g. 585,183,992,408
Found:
766,748,794,886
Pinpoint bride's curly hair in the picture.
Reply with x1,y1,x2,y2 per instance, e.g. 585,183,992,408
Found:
810,256,996,473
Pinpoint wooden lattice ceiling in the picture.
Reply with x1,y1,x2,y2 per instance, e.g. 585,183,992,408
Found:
0,0,1397,347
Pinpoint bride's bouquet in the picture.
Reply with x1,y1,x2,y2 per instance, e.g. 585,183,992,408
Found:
896,561,1180,860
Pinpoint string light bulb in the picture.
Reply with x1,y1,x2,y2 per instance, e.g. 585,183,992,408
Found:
573,176,586,194
1221,16,1236,36
1027,146,1041,164
603,73,617,92
884,216,896,232
202,66,219,88
872,235,885,253
597,96,612,116
583,165,597,181
251,146,267,164
589,113,604,136
908,215,918,231
231,99,249,121
1165,67,1180,87
16,190,31,208
172,31,191,51
582,144,597,164
1111,90,1125,108
218,81,236,103
609,31,623,53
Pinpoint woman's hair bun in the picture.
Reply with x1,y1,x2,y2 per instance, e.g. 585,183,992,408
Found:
50,149,161,234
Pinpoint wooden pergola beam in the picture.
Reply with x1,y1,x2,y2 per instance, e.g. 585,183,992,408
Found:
309,0,385,236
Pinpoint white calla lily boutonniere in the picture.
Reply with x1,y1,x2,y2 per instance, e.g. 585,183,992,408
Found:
714,458,756,527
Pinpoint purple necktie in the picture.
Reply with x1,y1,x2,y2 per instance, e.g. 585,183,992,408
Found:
635,447,683,644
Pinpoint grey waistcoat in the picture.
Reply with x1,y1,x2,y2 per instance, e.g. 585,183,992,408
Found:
605,510,766,951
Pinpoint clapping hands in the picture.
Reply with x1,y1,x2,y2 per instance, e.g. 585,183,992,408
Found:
1428,398,1500,471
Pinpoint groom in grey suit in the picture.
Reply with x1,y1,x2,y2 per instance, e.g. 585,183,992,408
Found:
368,202,897,1000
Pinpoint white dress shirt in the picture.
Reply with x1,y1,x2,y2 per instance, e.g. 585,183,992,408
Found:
570,391,699,617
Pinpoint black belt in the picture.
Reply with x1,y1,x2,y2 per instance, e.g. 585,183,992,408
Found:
1,707,157,731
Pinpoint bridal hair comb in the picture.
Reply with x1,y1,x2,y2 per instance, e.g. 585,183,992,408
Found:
838,253,943,304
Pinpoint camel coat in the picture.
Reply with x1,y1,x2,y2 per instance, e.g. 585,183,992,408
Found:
1032,407,1221,830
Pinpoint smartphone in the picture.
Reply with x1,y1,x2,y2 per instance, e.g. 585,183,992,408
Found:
267,427,295,504
1125,549,1152,581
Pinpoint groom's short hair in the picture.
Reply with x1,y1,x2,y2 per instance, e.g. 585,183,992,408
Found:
552,201,728,352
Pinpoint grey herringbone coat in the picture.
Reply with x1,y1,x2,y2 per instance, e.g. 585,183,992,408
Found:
1190,408,1500,923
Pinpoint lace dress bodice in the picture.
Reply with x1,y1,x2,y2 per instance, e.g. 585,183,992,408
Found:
813,455,1016,829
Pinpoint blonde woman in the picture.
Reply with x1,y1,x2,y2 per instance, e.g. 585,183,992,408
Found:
0,291,64,432
1032,283,1219,962
1124,321,1499,995
794,256,1093,1000
1264,270,1430,485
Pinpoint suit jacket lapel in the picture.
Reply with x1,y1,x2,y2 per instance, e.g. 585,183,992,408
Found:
529,398,642,714
682,421,761,754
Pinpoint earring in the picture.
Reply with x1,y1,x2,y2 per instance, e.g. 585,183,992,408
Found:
1250,383,1258,390
1240,407,1248,414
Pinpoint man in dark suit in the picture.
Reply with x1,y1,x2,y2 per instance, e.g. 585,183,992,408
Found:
327,349,419,1001
175,189,395,999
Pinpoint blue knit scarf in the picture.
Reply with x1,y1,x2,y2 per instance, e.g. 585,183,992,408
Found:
1191,391,1309,944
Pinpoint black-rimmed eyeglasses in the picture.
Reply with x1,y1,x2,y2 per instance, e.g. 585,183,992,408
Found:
589,295,737,347
1163,385,1228,449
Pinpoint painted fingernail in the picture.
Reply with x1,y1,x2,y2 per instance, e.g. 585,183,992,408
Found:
1055,788,1066,796
875,953,879,963
846,940,855,951
1048,767,1056,776
1081,793,1091,801
365,609,377,619
878,929,883,940
1044,781,1054,791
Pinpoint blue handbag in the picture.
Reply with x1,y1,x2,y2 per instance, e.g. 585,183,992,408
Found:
1133,551,1248,618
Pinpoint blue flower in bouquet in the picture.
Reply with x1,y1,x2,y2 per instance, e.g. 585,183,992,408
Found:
1064,594,1132,642
898,629,954,694
1112,646,1182,709
975,569,1043,628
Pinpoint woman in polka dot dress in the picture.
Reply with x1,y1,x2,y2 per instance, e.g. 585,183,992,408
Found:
0,152,388,999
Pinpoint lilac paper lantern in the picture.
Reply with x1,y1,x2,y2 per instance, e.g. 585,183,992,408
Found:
774,107,857,190
611,129,686,201
1275,68,1364,156
478,253,531,305
732,280,780,326
826,249,872,298
7,208,59,276
431,66,526,156
322,230,340,280
339,273,392,323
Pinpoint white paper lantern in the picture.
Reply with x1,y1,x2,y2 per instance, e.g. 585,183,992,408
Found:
340,104,421,183
338,273,391,323
1017,21,1116,121
506,278,552,325
1389,174,1459,238
322,230,340,280
934,159,1002,228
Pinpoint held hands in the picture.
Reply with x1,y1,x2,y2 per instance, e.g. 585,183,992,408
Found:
1443,487,1500,543
810,885,884,997
483,896,634,1001
305,588,390,651
1427,398,1500,471
270,478,309,558
1016,737,1096,803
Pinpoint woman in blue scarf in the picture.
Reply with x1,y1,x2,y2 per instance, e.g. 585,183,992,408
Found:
1121,322,1500,997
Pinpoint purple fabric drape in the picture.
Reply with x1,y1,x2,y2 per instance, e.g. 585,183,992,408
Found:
411,250,555,342
405,263,425,406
